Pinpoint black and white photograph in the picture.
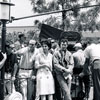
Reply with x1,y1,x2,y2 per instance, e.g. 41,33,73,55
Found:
0,0,100,100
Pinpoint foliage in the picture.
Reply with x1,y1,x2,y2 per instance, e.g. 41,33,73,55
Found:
30,0,100,32
6,29,39,44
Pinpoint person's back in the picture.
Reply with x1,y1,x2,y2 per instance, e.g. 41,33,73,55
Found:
84,43,97,64
73,43,91,99
73,49,85,68
73,43,85,74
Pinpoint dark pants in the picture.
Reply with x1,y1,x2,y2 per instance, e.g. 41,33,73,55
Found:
92,60,100,100
79,75,91,98
73,67,91,99
56,74,72,100
54,74,62,100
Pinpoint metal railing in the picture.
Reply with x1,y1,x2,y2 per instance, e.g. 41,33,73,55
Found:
0,77,36,100
0,75,93,100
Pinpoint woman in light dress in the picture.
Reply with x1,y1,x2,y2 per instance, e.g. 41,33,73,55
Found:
35,40,55,100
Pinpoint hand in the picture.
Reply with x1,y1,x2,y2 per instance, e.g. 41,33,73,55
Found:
31,75,36,80
79,72,84,78
62,68,71,74
12,76,16,81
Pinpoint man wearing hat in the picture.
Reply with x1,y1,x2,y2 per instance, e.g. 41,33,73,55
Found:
73,43,91,99
15,39,39,100
73,43,85,74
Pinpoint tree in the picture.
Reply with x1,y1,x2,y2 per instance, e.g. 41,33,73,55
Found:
30,0,100,32
81,1,100,32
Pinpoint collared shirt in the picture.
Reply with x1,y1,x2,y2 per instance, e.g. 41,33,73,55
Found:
53,49,74,77
16,47,39,69
73,49,85,68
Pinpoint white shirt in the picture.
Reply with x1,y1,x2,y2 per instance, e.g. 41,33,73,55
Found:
84,43,100,64
16,47,39,69
73,49,85,67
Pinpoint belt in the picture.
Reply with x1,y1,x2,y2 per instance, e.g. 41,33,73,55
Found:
20,68,33,70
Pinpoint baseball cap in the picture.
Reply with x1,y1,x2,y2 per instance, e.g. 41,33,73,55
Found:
74,43,82,48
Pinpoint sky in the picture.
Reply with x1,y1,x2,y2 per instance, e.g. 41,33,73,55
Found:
7,0,98,27
7,0,46,26
7,0,62,27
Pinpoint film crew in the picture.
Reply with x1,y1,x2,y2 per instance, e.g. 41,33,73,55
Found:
35,39,55,100
15,39,39,100
53,37,74,100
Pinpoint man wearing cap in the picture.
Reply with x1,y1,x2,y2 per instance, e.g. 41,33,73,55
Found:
73,43,85,74
73,43,91,99
15,39,39,100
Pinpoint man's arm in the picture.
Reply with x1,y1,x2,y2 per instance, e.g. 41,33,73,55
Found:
53,52,67,72
14,47,28,55
64,54,74,73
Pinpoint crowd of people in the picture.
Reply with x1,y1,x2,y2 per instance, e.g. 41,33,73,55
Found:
0,32,100,100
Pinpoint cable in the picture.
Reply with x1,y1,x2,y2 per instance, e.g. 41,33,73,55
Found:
12,4,100,21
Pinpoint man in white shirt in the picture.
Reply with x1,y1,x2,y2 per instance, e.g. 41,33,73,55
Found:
15,39,39,100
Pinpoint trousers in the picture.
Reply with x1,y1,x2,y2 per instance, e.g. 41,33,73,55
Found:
92,60,100,100
56,74,72,100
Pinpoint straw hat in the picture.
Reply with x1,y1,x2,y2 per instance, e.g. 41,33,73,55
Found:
74,43,82,48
